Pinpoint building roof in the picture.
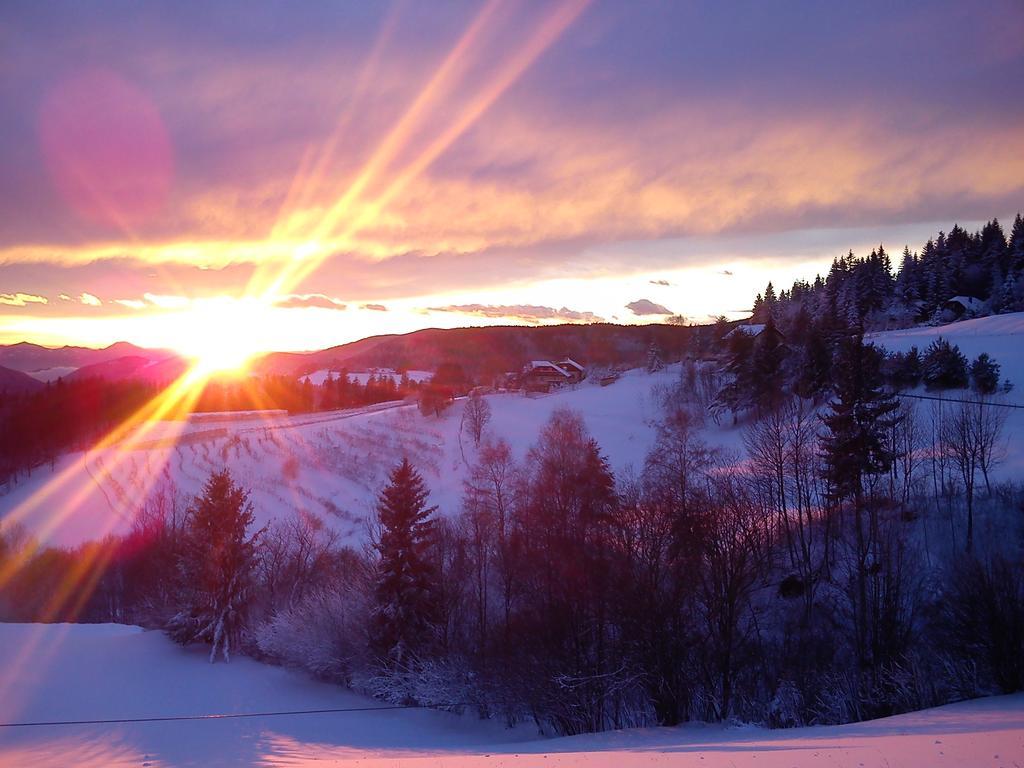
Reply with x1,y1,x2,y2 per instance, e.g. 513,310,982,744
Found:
945,296,984,311
526,360,571,377
558,358,585,372
725,323,766,339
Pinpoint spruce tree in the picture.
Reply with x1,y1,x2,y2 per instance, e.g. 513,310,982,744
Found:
970,353,1001,395
166,469,260,662
749,317,787,413
795,324,831,400
821,336,900,503
820,335,900,666
371,458,439,666
922,338,969,390
1009,213,1024,273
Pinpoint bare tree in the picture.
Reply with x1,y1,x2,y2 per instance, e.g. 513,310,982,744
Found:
743,405,792,560
698,468,769,721
258,513,340,614
463,392,493,446
972,396,1007,497
462,438,520,643
941,398,984,552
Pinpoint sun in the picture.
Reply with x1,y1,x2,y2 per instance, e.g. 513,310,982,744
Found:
176,297,270,376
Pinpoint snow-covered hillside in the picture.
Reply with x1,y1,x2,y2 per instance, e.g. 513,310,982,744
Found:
3,313,1024,550
0,622,1021,767
0,368,676,548
869,312,1024,405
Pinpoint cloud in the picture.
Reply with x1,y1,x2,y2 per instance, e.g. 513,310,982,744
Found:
626,299,672,316
649,279,672,287
361,303,388,312
114,298,146,309
79,292,102,306
143,293,190,309
0,292,47,307
274,293,347,310
2,2,1023,349
429,304,603,324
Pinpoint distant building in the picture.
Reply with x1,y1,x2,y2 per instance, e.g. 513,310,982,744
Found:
724,323,779,341
942,296,985,320
519,359,586,391
557,358,587,384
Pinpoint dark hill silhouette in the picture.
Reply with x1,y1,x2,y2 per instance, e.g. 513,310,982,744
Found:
0,365,45,394
0,341,167,374
66,355,188,385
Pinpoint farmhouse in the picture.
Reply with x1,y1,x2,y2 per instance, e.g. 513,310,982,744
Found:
942,295,985,321
520,359,587,391
724,322,786,346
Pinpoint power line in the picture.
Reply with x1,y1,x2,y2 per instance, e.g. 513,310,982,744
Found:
0,702,459,729
894,392,1024,410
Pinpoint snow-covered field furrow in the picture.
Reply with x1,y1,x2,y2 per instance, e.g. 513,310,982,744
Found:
0,368,674,548
0,623,1020,767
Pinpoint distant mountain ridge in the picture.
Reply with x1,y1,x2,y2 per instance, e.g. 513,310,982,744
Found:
254,323,693,379
0,341,173,374
2,323,693,385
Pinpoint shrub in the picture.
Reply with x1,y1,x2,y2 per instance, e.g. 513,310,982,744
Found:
941,554,1024,694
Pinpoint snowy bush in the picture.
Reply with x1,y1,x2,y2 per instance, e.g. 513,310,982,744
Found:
767,680,804,728
255,586,369,684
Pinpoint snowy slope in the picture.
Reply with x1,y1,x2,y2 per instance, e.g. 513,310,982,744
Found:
0,368,674,548
868,311,1024,405
868,313,1024,480
0,622,1021,767
5,311,1024,552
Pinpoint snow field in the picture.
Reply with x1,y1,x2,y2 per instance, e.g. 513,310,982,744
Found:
0,622,1021,767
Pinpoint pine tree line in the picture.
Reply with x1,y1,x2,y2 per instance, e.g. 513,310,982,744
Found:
752,213,1024,330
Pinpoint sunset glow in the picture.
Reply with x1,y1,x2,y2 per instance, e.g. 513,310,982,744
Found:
2,4,1024,763
1,1,1021,352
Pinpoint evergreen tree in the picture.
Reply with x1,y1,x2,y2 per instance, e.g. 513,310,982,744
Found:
895,246,919,305
715,328,756,418
922,338,969,390
820,336,901,666
166,469,261,662
821,337,900,504
751,292,765,322
371,458,439,665
970,353,1001,395
1009,213,1024,273
886,347,922,390
795,324,832,400
749,317,787,413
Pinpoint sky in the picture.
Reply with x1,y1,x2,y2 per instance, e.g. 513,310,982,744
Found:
1,0,1022,358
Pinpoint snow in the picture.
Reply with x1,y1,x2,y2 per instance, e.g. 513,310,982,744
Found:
868,312,1024,405
0,622,1021,767
725,323,766,338
0,368,673,548
3,314,1024,551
